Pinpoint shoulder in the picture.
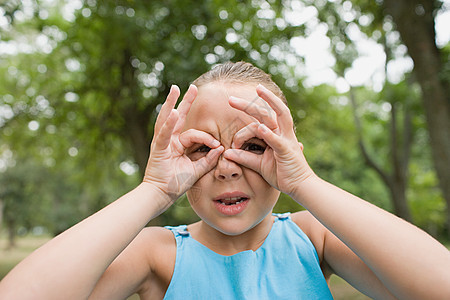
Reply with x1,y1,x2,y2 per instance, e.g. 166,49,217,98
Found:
290,211,327,264
90,226,177,299
137,226,175,246
120,226,177,276
290,211,340,279
130,226,177,297
135,226,176,271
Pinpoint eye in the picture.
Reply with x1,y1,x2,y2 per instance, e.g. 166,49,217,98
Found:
186,144,211,161
241,139,266,154
194,145,211,153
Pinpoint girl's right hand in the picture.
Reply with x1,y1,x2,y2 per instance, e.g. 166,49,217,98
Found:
143,85,223,209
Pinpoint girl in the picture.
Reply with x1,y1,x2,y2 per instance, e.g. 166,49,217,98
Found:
1,62,449,299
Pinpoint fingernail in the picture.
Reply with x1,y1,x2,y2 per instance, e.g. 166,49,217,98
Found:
223,148,233,156
216,145,224,153
257,84,264,89
212,140,220,147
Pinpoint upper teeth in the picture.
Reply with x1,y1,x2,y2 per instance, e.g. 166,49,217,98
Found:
223,197,243,201
219,197,246,205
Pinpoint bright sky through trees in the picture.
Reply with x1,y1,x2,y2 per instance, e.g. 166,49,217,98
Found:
292,0,450,92
0,0,449,94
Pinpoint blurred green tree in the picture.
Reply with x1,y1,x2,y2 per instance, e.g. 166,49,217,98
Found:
381,0,450,236
307,0,448,234
0,0,447,241
0,0,307,233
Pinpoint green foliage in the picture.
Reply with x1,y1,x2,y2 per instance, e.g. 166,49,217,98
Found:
299,84,393,209
0,0,446,239
0,0,308,232
408,163,446,237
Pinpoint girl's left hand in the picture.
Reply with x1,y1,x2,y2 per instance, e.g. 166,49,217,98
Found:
223,84,314,197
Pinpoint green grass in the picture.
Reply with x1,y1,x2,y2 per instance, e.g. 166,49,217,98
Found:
0,235,50,280
1,235,371,299
330,276,371,299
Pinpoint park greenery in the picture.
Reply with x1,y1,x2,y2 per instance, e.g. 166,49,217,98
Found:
0,0,449,249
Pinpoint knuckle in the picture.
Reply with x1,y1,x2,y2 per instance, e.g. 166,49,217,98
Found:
184,128,195,135
258,107,270,118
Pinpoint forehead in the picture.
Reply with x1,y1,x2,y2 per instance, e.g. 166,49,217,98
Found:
183,82,258,141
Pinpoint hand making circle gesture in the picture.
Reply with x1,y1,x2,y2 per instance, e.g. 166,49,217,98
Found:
224,84,315,197
143,85,224,208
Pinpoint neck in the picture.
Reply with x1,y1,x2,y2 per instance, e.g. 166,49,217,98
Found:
188,213,275,256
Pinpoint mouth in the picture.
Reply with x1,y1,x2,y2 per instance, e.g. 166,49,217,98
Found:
213,192,250,215
215,196,249,206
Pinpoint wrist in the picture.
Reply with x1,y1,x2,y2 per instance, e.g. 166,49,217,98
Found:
136,181,175,214
289,172,320,204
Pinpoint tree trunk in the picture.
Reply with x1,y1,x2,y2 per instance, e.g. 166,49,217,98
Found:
115,48,157,178
389,102,413,222
0,199,3,232
6,218,16,250
388,180,411,221
383,0,450,236
350,89,413,221
124,111,153,177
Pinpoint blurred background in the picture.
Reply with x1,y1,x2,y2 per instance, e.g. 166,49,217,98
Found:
0,0,449,298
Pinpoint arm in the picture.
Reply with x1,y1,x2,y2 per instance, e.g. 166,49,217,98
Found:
292,211,396,299
0,85,223,299
88,226,176,300
294,176,450,300
0,183,166,300
224,84,450,300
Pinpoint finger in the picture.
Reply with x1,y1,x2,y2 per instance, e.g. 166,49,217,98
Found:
173,84,198,134
231,122,288,157
231,122,261,149
155,85,180,134
153,109,179,150
256,84,294,133
194,146,224,177
229,96,279,131
256,123,290,156
179,129,220,149
223,148,262,174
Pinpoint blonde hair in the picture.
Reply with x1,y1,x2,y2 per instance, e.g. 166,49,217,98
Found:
192,61,287,105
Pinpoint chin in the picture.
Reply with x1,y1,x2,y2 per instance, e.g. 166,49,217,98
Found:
206,215,265,236
213,223,250,236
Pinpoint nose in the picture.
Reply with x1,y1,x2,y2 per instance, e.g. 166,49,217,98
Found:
214,156,242,181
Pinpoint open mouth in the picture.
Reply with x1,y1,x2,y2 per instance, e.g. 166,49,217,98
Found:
213,192,250,215
216,197,249,206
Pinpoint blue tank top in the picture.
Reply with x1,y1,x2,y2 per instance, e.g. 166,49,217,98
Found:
163,213,333,299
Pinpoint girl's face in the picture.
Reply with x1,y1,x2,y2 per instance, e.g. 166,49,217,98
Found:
183,82,280,236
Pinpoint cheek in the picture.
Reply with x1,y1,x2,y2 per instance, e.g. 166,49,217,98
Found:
244,169,278,195
186,173,211,205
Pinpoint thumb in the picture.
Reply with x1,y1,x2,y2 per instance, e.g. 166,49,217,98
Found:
193,146,224,178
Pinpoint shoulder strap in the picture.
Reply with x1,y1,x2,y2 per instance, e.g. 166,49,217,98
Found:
165,225,190,238
272,212,291,221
